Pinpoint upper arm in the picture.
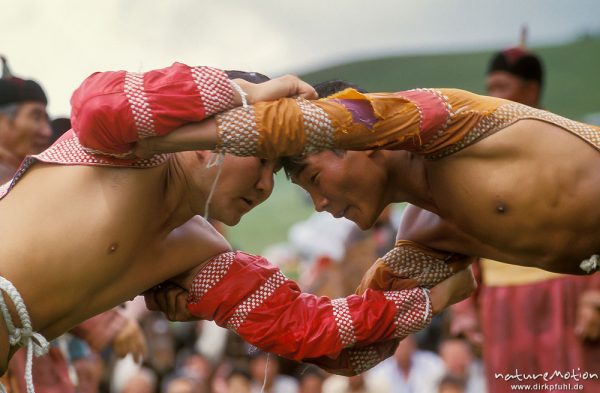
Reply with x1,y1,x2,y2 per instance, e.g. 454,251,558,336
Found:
397,204,477,255
70,63,234,157
143,216,232,289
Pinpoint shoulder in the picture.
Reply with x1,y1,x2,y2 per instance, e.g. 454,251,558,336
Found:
397,204,452,243
159,216,231,266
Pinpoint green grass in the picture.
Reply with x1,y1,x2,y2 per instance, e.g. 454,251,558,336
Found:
228,37,600,253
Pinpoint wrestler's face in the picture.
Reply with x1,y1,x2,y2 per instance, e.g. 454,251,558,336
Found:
290,151,388,230
202,155,277,226
486,71,540,107
0,101,51,158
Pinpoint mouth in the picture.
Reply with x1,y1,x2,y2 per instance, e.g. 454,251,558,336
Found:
332,207,347,219
240,197,254,208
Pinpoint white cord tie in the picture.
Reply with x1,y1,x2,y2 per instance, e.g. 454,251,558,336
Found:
229,80,249,109
580,254,599,274
0,276,50,393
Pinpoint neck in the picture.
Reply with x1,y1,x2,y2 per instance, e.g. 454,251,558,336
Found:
385,151,439,213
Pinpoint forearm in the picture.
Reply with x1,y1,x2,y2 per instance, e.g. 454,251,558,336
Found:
212,89,450,159
70,62,236,157
186,251,432,361
134,118,219,157
356,240,473,294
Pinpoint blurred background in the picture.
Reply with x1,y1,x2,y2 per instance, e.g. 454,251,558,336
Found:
3,1,600,392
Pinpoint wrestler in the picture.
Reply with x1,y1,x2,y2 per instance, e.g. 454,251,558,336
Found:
0,64,473,390
133,81,600,276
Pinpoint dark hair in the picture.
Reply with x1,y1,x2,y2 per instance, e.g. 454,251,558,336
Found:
225,70,270,84
312,79,367,98
438,374,467,391
226,366,252,382
297,365,326,382
280,79,366,178
487,47,544,88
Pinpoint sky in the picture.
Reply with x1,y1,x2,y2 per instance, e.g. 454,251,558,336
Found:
2,0,599,117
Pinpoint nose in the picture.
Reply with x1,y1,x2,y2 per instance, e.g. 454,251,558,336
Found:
39,119,52,140
255,165,275,202
310,191,329,213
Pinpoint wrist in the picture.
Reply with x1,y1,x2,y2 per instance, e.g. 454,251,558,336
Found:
231,79,252,106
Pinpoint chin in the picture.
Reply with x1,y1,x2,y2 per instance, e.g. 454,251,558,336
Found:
220,214,242,226
351,213,376,230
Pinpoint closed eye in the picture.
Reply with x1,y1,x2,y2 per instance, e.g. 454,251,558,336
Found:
310,172,319,185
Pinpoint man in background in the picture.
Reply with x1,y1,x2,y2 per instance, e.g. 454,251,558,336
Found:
451,45,600,393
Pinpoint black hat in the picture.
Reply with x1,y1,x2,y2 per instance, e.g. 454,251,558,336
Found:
0,56,48,107
225,70,270,84
487,47,544,86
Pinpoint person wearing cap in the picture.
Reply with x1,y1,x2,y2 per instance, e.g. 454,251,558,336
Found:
0,62,473,393
449,47,600,393
0,57,52,183
0,58,149,393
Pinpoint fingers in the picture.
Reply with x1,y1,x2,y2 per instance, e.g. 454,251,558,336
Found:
143,284,195,322
575,305,600,341
429,268,476,314
112,320,148,363
244,74,317,104
295,78,318,100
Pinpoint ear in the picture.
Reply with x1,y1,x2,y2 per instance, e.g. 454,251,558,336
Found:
194,150,211,162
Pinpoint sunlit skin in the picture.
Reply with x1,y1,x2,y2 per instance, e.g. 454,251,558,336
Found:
0,152,277,373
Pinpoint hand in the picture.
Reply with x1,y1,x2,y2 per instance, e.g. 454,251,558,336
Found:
429,268,477,315
144,283,196,322
111,318,147,363
449,312,483,350
356,259,421,295
236,74,318,105
575,290,600,341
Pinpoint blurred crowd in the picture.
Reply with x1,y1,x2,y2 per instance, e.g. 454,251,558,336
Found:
1,41,599,393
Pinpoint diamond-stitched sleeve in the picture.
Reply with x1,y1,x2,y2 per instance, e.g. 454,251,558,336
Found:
356,240,473,295
185,251,432,369
213,88,457,159
71,62,234,157
304,288,432,376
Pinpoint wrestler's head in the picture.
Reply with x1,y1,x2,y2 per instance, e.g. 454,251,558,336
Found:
0,57,51,159
191,151,279,225
486,47,544,107
283,149,389,230
282,80,391,230
189,70,278,226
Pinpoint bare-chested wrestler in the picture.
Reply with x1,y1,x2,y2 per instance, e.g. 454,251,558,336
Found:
136,83,600,278
0,64,473,392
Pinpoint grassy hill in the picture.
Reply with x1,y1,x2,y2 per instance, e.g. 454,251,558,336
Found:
228,37,600,253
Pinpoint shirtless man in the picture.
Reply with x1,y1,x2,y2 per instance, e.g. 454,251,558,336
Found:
133,83,600,277
0,65,471,388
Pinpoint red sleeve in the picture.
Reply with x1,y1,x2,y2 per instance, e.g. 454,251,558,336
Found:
186,251,432,367
70,62,234,157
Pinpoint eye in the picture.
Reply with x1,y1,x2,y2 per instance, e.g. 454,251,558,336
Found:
310,172,319,185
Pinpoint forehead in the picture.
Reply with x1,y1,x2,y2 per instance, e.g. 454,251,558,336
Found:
291,151,338,179
17,101,47,115
486,71,523,86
